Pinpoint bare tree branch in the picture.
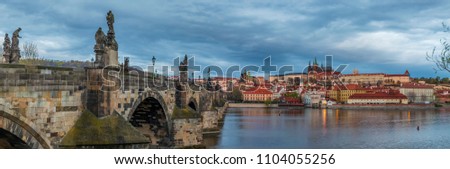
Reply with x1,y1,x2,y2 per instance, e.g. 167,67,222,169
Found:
427,22,450,73
22,41,39,60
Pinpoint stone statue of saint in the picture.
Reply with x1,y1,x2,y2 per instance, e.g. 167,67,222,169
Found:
3,33,11,55
181,54,188,66
106,10,114,33
11,27,21,51
95,27,106,47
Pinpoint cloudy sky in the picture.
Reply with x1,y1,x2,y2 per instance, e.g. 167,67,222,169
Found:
1,0,449,77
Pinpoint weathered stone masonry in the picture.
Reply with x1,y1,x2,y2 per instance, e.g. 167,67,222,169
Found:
0,64,85,148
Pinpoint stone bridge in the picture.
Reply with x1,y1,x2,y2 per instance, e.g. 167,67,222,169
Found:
0,63,226,149
0,11,227,149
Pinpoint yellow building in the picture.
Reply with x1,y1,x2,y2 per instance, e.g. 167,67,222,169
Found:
339,70,410,85
328,84,369,103
384,70,411,84
340,73,385,85
242,87,273,102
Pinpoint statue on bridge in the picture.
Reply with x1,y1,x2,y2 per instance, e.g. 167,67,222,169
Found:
2,28,21,64
94,27,106,66
11,28,22,50
105,10,117,50
10,27,22,63
2,33,11,63
106,10,115,34
95,27,106,48
93,11,118,67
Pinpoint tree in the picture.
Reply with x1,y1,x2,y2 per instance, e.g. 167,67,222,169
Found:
442,77,449,84
264,98,272,106
22,41,39,60
20,41,42,65
427,23,450,73
284,92,299,98
377,80,383,86
230,87,243,102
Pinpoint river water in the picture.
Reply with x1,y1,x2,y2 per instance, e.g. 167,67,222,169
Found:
204,107,450,149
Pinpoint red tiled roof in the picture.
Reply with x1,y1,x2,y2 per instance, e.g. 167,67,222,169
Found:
316,72,341,76
404,70,410,75
436,90,449,97
436,90,449,94
212,77,237,81
401,83,433,89
243,87,273,95
276,87,284,93
344,73,385,76
333,84,368,91
284,97,300,103
344,70,410,77
349,92,407,99
384,74,409,77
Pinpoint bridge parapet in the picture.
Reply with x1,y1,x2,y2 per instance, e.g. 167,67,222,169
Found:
0,64,86,148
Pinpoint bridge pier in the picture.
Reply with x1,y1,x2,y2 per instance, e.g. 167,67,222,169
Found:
85,67,121,117
172,118,203,147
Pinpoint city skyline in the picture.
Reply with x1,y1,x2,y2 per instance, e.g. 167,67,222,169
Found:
1,0,450,77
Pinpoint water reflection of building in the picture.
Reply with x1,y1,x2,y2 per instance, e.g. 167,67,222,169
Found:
214,107,445,148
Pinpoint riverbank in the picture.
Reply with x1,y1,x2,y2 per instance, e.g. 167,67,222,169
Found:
226,102,447,110
228,103,278,108
327,104,437,110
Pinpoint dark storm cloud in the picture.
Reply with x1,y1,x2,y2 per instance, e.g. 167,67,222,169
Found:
1,0,449,77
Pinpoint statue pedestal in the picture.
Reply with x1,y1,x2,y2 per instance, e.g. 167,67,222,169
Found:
85,66,121,117
2,54,11,63
10,49,20,64
103,48,118,66
94,45,104,67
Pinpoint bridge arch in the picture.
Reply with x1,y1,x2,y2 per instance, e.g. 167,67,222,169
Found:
0,110,51,149
127,90,171,147
188,97,199,113
0,128,30,148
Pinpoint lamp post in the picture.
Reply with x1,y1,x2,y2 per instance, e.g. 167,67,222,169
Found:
152,56,156,77
152,56,156,67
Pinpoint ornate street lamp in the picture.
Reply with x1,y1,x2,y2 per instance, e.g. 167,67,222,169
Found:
152,56,157,78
